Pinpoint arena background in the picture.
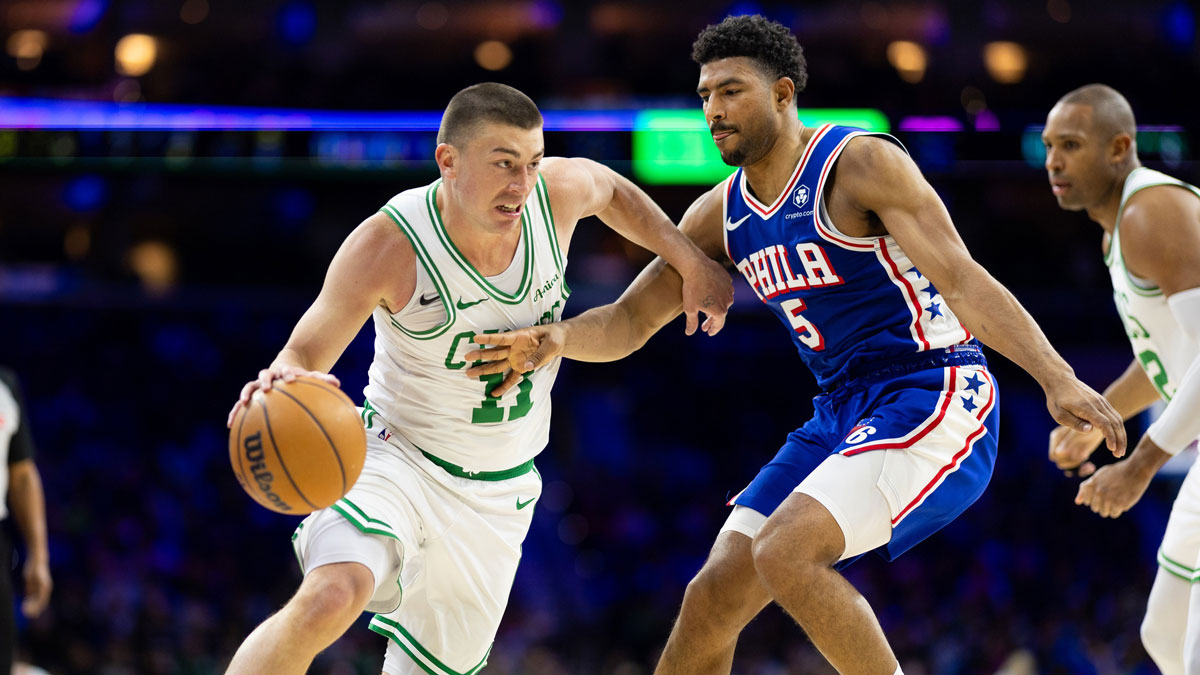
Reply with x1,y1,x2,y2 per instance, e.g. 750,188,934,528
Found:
0,1,1197,673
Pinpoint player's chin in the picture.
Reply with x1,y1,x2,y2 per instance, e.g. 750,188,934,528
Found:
718,148,749,167
1053,193,1087,211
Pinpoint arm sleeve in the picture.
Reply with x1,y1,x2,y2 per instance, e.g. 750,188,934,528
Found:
0,367,36,464
1147,287,1200,454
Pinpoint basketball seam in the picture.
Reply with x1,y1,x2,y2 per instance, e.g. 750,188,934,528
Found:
277,382,349,494
234,401,250,493
258,395,319,511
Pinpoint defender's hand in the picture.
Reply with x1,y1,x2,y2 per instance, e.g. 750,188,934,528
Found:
467,325,565,397
226,365,340,428
1075,460,1153,518
679,257,733,337
1049,424,1105,477
1043,377,1126,459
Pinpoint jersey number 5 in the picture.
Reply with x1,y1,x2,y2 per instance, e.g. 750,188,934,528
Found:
780,297,826,351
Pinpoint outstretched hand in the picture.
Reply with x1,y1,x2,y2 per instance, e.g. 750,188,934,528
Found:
226,364,340,428
466,324,565,397
679,257,734,337
1042,377,1126,459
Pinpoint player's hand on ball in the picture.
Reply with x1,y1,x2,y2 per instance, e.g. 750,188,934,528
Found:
1075,460,1152,518
466,325,565,397
680,257,734,337
1049,424,1105,477
1042,377,1126,459
226,365,341,428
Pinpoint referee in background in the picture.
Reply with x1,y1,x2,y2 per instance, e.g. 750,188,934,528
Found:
0,366,50,672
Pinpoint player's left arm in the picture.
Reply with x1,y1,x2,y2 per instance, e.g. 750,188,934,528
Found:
1076,188,1200,517
842,136,1126,455
539,157,733,336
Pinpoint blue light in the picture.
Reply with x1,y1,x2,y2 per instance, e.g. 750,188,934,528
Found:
69,0,108,34
0,97,638,131
278,0,317,46
63,174,107,212
1165,1,1195,48
726,1,764,18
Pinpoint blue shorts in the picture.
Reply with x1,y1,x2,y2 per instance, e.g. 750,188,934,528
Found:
730,347,999,567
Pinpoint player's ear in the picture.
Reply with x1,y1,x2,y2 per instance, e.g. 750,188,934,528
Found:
1109,132,1134,166
774,77,795,110
435,143,458,178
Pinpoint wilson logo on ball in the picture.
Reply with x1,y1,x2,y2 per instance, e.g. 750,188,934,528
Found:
242,431,292,512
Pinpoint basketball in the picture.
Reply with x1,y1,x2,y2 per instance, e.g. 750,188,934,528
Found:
228,376,366,515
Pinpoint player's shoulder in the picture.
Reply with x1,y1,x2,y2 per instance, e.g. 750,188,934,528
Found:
537,156,598,198
836,133,909,174
1121,180,1200,239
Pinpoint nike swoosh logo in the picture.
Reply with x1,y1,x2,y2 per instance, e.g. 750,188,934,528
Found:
725,214,751,231
418,293,440,306
516,497,535,510
456,297,489,310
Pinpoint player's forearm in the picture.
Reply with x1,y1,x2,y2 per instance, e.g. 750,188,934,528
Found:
557,303,653,363
1103,359,1162,420
7,463,49,564
598,176,708,277
558,258,684,362
943,265,1075,388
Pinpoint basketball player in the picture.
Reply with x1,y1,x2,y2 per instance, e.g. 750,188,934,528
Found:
1042,84,1200,674
467,16,1125,674
222,83,733,675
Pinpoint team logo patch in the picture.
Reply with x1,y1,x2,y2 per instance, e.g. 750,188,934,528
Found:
793,184,810,208
844,422,878,445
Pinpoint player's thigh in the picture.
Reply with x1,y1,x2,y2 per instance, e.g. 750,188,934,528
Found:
812,365,1000,563
293,506,407,615
726,421,832,533
376,469,542,675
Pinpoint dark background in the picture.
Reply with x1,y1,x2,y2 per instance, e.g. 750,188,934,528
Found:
1,1,1198,673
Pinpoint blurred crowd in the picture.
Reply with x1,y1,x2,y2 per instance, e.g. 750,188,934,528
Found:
3,0,1200,672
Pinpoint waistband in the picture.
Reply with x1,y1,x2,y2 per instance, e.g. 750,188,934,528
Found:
419,449,536,482
825,343,988,393
362,398,536,482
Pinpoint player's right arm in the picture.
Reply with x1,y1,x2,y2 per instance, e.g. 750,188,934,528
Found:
466,185,730,396
1049,359,1162,476
226,212,415,427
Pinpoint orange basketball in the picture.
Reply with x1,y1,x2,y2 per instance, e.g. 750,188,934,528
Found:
228,376,366,515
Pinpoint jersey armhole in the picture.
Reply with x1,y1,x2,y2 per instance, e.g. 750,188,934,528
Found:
377,204,458,339
812,132,898,251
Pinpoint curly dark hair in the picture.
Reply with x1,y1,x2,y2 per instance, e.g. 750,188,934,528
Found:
692,14,807,99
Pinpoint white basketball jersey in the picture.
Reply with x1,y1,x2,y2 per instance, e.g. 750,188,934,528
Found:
1107,167,1200,401
363,176,569,472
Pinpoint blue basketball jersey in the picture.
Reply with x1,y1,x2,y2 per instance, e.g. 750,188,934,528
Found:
722,124,974,389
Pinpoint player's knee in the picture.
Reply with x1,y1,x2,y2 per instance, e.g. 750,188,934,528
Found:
293,563,374,631
752,511,839,585
682,565,746,619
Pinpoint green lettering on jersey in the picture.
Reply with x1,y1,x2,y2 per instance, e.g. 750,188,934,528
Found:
1138,349,1173,401
445,329,539,423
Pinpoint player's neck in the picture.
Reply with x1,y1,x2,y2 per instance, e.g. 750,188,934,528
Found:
437,186,523,275
742,121,810,206
1087,162,1141,233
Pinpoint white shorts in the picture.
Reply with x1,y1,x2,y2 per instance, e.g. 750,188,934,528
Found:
721,451,893,561
292,422,542,675
1158,444,1200,581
